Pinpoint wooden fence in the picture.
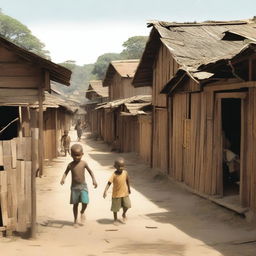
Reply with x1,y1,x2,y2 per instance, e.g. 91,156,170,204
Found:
0,137,33,235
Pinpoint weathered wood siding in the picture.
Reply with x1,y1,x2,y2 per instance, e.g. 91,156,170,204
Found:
151,44,179,172
119,116,139,153
0,46,41,88
152,108,168,171
109,74,152,101
0,138,33,233
138,115,152,164
153,44,179,107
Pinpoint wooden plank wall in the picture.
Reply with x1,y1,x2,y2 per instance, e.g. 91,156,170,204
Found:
243,87,256,210
153,44,179,107
0,46,41,89
152,108,168,172
119,116,139,153
138,115,152,164
109,74,152,101
170,94,187,181
43,109,57,160
0,138,32,233
103,109,115,144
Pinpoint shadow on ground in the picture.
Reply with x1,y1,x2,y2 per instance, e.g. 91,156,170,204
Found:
85,137,256,256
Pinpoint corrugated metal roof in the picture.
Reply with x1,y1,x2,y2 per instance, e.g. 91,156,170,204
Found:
133,20,256,87
103,60,139,87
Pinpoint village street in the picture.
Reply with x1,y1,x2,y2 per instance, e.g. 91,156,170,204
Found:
1,130,256,256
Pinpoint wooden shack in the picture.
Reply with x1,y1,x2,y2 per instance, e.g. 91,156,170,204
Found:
133,24,179,172
85,80,108,138
96,95,152,162
135,20,256,214
0,36,71,236
103,60,152,100
43,92,76,161
99,60,152,148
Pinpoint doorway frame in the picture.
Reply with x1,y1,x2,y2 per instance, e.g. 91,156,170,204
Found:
214,92,247,202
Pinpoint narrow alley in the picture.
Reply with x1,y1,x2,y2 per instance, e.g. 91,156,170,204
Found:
1,131,256,256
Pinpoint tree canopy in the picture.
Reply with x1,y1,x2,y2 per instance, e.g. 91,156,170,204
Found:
92,53,122,79
120,36,148,59
0,11,50,58
92,36,148,79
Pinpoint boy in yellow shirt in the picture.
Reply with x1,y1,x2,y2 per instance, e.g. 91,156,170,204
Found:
103,157,131,225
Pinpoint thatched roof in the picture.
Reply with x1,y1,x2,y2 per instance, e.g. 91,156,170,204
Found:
133,20,256,89
86,80,108,99
103,60,139,87
0,36,72,86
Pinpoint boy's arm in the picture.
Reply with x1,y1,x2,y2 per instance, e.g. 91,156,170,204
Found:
103,182,111,198
85,163,97,188
60,164,71,185
126,174,131,194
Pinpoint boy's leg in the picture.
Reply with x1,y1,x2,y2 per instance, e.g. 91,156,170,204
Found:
122,207,128,220
80,203,87,224
73,203,79,227
113,212,119,225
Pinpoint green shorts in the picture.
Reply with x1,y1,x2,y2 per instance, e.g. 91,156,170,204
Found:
70,188,89,204
111,196,131,212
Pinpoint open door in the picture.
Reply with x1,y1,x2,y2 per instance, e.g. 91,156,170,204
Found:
215,92,247,202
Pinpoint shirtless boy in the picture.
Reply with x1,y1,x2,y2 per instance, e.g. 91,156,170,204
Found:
60,144,97,227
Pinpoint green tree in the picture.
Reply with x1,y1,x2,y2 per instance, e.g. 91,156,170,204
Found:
92,53,121,79
0,11,50,58
120,36,148,59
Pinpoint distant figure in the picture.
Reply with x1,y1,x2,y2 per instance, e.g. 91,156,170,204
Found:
60,144,97,228
75,119,83,141
103,157,131,225
61,130,71,156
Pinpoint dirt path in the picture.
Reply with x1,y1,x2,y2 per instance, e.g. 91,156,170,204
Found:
1,131,256,256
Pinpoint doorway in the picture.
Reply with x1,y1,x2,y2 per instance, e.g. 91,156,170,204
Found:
0,106,19,140
221,98,241,196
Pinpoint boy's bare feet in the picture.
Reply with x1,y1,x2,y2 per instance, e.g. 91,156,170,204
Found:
74,222,79,228
80,213,86,225
113,220,119,226
122,213,127,223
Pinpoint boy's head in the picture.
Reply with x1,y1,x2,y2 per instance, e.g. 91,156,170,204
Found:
64,130,69,135
114,157,125,170
71,144,83,162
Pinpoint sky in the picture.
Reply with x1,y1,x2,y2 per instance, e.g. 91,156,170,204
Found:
1,0,256,65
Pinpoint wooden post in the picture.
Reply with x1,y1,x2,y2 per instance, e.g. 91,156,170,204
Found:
55,108,58,157
38,80,44,177
30,110,38,238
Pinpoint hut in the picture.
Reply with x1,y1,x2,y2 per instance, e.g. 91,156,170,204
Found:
0,36,71,236
85,80,108,138
100,60,152,147
43,91,77,161
135,19,256,214
103,59,152,100
96,95,152,161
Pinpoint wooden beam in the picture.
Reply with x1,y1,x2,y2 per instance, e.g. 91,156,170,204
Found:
204,81,256,92
30,110,38,239
38,82,44,177
216,92,247,99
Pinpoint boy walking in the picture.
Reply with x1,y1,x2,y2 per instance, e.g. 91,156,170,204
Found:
103,157,131,225
61,130,71,156
60,144,97,227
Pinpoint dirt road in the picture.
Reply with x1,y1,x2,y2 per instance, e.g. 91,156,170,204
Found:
1,131,256,256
